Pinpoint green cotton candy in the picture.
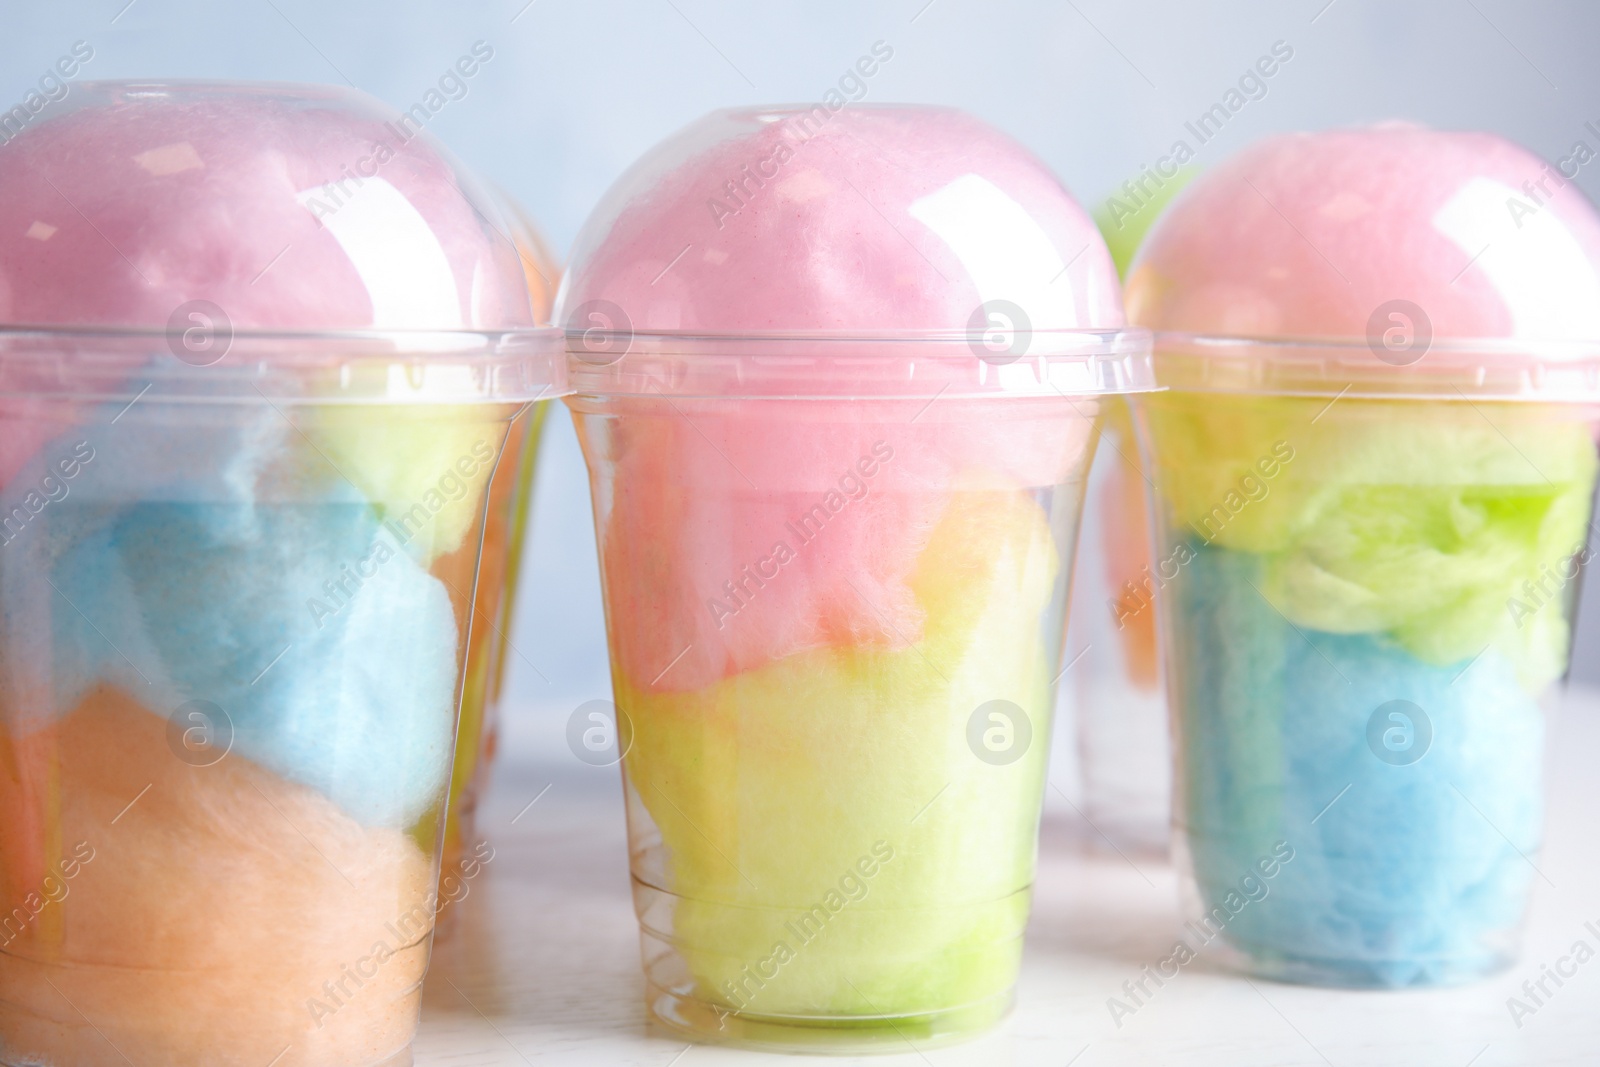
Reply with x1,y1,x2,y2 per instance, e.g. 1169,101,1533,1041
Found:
1142,394,1598,687
301,405,516,564
616,486,1059,1024
1093,165,1200,280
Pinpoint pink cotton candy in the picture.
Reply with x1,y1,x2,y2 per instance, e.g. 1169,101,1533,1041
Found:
563,106,1118,692
0,82,528,332
562,105,1121,335
1128,124,1600,340
0,82,531,489
579,397,1095,692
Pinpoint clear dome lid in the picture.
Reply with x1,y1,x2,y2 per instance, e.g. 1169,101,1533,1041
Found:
0,80,562,402
1129,124,1600,400
556,104,1151,399
490,180,561,326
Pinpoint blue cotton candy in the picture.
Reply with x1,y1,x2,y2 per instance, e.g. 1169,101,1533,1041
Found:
1172,544,1543,987
0,400,460,828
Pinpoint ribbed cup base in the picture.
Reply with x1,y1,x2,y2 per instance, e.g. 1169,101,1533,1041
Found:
645,980,1013,1054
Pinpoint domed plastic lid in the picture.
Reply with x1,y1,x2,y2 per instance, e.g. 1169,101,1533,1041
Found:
0,80,561,402
493,184,561,327
556,104,1151,399
1129,125,1600,400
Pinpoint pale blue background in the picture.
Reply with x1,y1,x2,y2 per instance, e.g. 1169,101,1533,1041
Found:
5,0,1598,767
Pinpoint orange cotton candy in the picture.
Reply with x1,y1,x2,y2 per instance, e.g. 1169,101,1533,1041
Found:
0,687,435,1067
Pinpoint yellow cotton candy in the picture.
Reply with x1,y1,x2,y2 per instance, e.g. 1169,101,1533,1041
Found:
301,403,515,564
619,484,1059,1020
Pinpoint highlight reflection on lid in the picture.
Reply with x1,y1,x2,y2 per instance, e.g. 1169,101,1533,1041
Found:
0,80,536,334
558,104,1124,336
1128,124,1600,344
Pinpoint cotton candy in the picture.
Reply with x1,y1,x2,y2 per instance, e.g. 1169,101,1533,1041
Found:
622,483,1058,1017
1174,545,1541,986
1132,126,1600,985
0,79,533,1067
0,688,433,1067
564,106,1117,692
0,82,532,504
1141,392,1596,688
0,401,460,827
565,105,1120,335
563,104,1123,1028
0,82,527,333
1128,125,1600,340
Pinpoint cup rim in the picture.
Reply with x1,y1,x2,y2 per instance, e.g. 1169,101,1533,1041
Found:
0,324,568,404
1147,330,1600,402
561,325,1158,401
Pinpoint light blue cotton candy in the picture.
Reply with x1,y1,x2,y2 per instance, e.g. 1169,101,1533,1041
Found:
1,397,460,828
1173,544,1543,987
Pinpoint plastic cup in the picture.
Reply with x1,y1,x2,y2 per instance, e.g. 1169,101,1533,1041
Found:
1136,365,1596,986
1066,396,1171,854
0,82,561,1066
1065,183,1203,855
570,338,1147,1048
441,402,549,885
556,104,1153,1049
1125,126,1600,987
440,199,562,905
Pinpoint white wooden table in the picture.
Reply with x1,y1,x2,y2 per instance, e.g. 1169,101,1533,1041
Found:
414,687,1600,1066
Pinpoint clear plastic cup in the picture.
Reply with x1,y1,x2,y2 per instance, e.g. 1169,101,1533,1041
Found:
1126,126,1600,988
557,104,1154,1049
0,82,561,1066
1067,395,1171,855
441,403,549,887
1137,341,1599,986
1066,181,1203,856
569,334,1148,1048
440,199,561,905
